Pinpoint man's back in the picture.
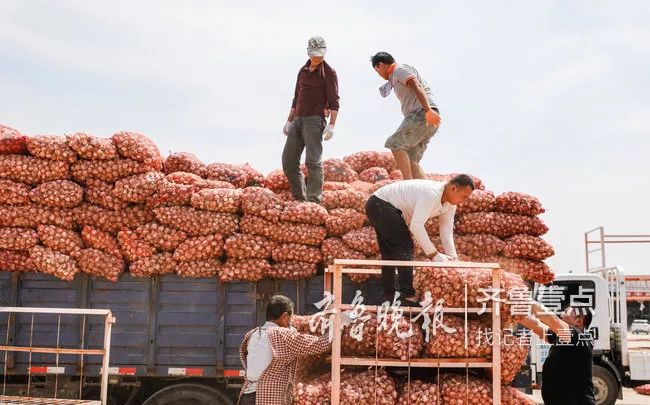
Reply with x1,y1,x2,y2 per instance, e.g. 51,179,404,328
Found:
542,326,596,405
239,326,331,404
374,179,447,222
242,322,277,395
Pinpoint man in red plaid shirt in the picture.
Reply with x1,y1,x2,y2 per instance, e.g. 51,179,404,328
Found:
238,295,331,404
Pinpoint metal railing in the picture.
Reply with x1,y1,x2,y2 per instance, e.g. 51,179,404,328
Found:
1,307,115,405
585,226,650,271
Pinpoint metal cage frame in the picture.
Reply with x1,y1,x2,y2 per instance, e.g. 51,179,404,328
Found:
1,307,115,405
325,259,503,404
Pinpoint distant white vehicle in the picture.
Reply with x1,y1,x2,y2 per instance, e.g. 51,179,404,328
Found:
631,319,650,334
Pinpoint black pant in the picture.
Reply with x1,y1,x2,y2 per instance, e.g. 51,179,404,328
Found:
239,392,256,405
365,195,416,302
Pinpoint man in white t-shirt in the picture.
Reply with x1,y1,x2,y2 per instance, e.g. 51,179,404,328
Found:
371,51,441,180
365,174,474,306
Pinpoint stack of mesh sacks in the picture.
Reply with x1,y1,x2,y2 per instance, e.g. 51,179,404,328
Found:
431,189,554,285
3,125,545,402
0,125,324,283
2,125,554,287
268,150,554,287
226,186,327,283
292,315,535,405
295,372,535,404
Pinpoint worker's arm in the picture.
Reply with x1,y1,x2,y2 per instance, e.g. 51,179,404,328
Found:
438,209,457,259
328,110,338,126
406,78,440,126
325,68,339,126
287,108,296,123
530,302,572,343
282,329,332,357
409,194,438,257
324,67,339,131
519,315,549,343
406,78,432,112
288,70,301,122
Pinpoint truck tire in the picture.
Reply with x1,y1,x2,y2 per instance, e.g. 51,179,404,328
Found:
592,365,618,405
142,383,234,405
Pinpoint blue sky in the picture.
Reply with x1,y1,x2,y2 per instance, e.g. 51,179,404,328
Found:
1,0,649,275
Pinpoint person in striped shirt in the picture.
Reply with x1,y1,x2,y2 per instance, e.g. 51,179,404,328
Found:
238,295,331,404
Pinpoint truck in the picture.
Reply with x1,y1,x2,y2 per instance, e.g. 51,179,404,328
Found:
2,226,646,404
0,270,373,404
631,320,650,335
529,227,650,405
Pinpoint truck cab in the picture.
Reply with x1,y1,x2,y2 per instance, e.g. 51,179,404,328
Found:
530,266,650,405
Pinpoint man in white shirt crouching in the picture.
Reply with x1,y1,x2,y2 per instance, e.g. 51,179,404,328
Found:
366,174,475,306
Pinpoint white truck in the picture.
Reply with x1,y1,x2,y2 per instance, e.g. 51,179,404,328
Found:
631,320,650,335
530,266,650,405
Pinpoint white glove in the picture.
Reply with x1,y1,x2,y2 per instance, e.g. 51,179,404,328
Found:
323,124,334,141
341,311,354,327
379,81,393,98
283,121,293,136
432,252,453,262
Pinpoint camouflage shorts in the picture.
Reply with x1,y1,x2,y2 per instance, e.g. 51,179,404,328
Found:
384,109,438,163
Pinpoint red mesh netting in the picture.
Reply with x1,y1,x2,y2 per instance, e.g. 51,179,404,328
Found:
173,234,224,262
25,135,77,163
37,225,84,255
66,133,118,160
129,253,176,277
240,215,326,246
111,131,163,171
0,179,31,205
163,152,207,177
0,155,70,185
29,180,83,208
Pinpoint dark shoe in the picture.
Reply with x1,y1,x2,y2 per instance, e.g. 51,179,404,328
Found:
401,298,420,308
380,295,418,308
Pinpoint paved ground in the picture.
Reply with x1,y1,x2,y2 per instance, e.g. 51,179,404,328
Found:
527,387,649,404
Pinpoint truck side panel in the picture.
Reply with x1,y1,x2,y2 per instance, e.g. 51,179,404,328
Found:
12,273,82,373
279,274,376,316
224,282,257,369
1,270,375,377
156,276,222,367
1,273,252,378
86,275,150,373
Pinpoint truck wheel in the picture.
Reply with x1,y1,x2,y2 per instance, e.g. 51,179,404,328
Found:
592,365,618,405
142,383,234,405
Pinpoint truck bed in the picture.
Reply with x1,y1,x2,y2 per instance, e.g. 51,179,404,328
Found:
0,270,367,378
